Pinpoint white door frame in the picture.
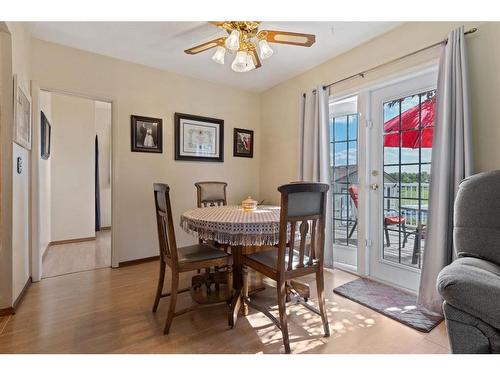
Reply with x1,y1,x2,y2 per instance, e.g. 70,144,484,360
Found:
30,82,119,282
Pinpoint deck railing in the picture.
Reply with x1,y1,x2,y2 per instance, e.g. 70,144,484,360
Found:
333,182,429,228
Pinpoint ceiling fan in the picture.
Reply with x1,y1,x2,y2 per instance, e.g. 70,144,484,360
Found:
184,21,316,73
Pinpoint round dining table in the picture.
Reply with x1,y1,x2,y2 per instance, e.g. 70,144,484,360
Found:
180,204,281,326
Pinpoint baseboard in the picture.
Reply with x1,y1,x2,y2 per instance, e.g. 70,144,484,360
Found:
0,307,14,317
119,255,159,267
49,236,96,246
0,277,32,317
100,226,111,231
13,277,32,310
41,244,50,262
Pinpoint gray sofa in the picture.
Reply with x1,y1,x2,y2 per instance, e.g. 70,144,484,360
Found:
437,170,500,353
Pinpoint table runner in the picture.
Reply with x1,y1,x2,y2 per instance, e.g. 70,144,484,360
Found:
180,205,281,246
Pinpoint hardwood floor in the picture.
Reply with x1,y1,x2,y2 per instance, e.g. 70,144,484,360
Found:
42,230,111,278
0,262,450,354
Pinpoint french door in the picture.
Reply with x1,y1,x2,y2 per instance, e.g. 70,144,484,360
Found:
367,71,437,291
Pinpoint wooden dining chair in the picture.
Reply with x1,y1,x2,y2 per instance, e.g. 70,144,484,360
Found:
239,182,330,354
195,181,228,207
194,181,230,288
152,183,232,334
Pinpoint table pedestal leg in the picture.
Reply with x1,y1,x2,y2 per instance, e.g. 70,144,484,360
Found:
229,245,242,328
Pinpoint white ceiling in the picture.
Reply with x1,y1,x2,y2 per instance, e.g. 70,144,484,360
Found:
26,22,401,92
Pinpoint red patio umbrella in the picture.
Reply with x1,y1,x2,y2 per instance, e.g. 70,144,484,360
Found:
383,97,436,148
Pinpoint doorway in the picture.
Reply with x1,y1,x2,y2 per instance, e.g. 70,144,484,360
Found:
37,91,112,278
367,71,437,291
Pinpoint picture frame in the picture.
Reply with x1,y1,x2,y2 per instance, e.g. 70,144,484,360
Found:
174,112,224,162
233,128,254,158
13,75,32,150
131,115,163,153
41,111,51,160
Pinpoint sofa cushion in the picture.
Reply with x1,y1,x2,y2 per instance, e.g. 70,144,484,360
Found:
437,257,500,331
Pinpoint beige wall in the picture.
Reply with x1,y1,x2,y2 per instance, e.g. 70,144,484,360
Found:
259,21,499,203
50,93,96,241
8,22,31,304
30,38,261,263
0,26,14,308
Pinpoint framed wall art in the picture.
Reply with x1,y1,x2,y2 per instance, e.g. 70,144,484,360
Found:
13,75,32,150
41,111,51,160
131,115,163,153
233,128,254,158
174,112,224,162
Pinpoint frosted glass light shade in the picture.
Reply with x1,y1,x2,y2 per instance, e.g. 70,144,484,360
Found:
211,46,226,64
259,39,274,60
231,51,248,72
225,30,240,51
244,53,256,72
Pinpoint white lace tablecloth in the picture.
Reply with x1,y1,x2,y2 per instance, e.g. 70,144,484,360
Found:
180,205,281,246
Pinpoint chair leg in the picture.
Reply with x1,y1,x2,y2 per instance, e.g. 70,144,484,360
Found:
242,265,249,316
226,264,233,299
412,230,421,264
316,268,330,337
164,270,179,335
348,220,357,239
152,260,166,312
384,225,391,247
215,266,220,292
277,280,291,354
402,224,408,248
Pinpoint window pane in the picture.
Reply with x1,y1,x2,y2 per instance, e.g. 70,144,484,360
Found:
384,100,400,124
334,142,347,166
384,145,399,165
334,116,347,142
400,133,420,164
347,141,357,165
383,165,399,198
348,114,358,140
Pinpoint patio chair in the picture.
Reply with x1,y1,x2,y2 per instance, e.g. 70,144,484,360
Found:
347,185,407,247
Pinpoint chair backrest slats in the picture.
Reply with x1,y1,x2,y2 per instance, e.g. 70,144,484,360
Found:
277,182,329,274
298,220,309,268
195,181,228,208
308,219,317,266
288,222,296,271
154,183,178,264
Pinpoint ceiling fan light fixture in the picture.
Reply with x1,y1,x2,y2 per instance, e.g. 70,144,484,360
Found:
231,50,248,72
225,29,240,51
211,46,226,64
244,52,256,72
258,39,273,60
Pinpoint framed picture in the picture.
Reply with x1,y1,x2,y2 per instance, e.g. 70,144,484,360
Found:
174,112,224,162
233,128,254,158
40,111,51,160
131,115,163,153
13,75,32,150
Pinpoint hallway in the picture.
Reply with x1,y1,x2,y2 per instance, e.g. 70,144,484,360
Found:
42,230,111,278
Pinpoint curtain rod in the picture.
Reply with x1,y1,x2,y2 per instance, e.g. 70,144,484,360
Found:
310,27,478,94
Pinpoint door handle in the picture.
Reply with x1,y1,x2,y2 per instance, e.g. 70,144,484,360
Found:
370,183,379,191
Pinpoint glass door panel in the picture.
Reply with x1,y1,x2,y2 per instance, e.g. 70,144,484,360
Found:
368,71,437,291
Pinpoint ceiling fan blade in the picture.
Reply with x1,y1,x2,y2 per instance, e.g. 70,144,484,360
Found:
262,30,316,47
249,49,262,69
208,21,225,27
184,37,225,55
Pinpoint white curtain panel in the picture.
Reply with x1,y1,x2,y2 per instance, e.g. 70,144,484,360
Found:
417,26,473,313
298,86,333,266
